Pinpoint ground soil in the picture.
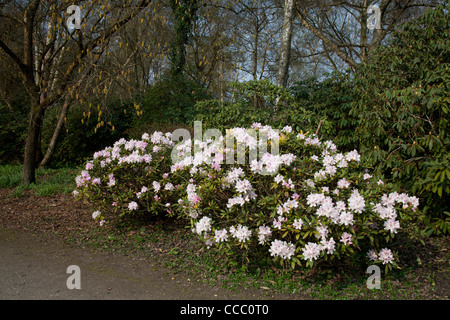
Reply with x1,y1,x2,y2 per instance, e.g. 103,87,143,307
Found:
0,188,448,300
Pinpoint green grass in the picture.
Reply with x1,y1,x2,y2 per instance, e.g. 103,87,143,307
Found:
0,164,76,196
0,164,22,187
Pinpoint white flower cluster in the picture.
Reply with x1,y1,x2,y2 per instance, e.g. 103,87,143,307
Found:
269,240,296,260
76,131,174,188
195,216,211,235
257,225,272,244
371,191,419,234
230,224,252,242
367,248,395,265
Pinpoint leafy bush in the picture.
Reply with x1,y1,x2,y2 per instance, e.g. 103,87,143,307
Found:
75,124,425,271
291,72,357,151
195,79,324,133
350,3,449,233
74,131,185,222
133,75,209,127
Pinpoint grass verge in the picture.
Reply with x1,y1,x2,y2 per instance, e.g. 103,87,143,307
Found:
0,164,76,196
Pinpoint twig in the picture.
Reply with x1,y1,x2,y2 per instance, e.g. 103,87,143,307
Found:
315,120,323,136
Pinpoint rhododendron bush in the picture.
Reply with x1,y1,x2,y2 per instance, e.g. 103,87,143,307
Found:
74,132,185,222
74,124,424,271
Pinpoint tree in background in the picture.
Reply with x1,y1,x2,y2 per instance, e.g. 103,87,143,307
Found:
294,0,443,70
350,3,449,233
169,0,198,77
276,0,295,89
0,0,153,184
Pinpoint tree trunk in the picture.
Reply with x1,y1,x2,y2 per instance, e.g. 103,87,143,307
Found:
21,103,45,185
276,0,294,89
39,98,70,168
275,0,294,111
252,21,259,110
20,0,42,185
360,3,368,63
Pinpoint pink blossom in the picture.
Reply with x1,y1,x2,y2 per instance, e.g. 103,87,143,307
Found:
128,201,138,211
378,248,395,264
272,216,286,230
257,225,272,244
302,242,322,261
337,178,350,189
340,232,352,245
367,249,378,261
348,189,365,213
229,224,252,242
384,218,400,234
191,194,201,205
107,175,116,187
214,229,228,243
92,210,101,219
81,170,90,180
293,218,303,230
321,237,336,254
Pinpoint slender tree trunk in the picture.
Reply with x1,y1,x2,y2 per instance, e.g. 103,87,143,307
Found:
275,0,294,111
20,0,42,185
21,101,45,185
39,97,70,168
360,2,368,63
35,115,44,165
276,0,294,89
253,32,258,82
252,21,259,110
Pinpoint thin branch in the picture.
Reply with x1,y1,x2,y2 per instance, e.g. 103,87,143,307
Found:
295,2,358,69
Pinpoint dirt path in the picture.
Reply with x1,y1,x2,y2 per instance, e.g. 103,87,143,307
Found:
0,228,295,300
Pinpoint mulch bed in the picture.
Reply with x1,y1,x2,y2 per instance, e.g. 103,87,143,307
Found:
0,188,93,235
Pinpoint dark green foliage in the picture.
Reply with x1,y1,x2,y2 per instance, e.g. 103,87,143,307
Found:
169,0,198,76
131,75,210,128
0,96,28,164
350,3,449,233
195,79,322,132
291,72,357,151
